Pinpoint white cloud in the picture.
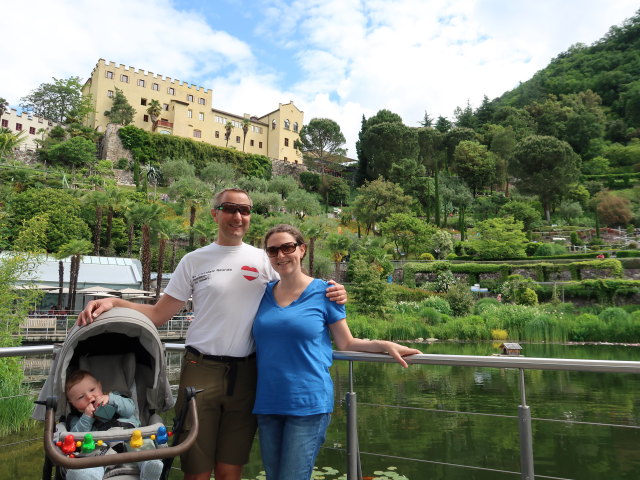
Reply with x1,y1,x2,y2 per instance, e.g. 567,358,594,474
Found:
0,0,254,104
1,0,638,156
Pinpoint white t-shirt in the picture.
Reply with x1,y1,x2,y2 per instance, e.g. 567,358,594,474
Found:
164,242,277,357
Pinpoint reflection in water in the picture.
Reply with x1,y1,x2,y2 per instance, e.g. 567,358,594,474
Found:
5,343,640,479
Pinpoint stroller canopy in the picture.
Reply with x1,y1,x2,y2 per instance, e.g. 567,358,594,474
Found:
34,307,174,421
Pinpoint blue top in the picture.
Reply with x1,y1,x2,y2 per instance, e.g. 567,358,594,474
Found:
252,279,346,415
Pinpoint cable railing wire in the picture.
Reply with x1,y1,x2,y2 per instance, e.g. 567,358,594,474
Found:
354,401,640,429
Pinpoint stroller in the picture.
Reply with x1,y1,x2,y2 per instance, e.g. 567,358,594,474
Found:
34,307,199,480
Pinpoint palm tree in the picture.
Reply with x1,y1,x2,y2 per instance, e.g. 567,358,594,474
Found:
153,219,173,300
129,203,165,291
326,233,352,281
53,250,67,311
224,121,233,147
123,200,138,257
0,127,27,159
168,177,212,248
161,217,187,273
145,164,162,200
58,239,93,312
300,217,330,277
147,99,162,132
104,186,125,251
242,118,250,152
192,214,218,247
0,97,8,124
82,190,109,255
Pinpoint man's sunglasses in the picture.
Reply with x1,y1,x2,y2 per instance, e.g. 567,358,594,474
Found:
214,202,252,216
265,242,302,257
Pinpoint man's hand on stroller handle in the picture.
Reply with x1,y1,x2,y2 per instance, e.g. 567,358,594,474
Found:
77,299,117,326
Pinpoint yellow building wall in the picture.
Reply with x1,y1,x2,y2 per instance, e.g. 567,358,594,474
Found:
83,59,303,163
1,109,58,151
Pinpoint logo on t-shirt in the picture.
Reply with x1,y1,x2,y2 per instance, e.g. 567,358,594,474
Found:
241,265,259,281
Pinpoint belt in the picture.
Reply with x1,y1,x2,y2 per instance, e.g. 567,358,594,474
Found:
185,345,256,396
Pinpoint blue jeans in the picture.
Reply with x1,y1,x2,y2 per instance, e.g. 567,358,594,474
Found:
257,413,331,480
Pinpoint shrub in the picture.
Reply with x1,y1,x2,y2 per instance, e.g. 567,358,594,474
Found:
534,243,567,256
433,270,456,293
569,314,605,341
518,288,539,306
388,284,432,302
418,307,445,325
349,257,391,316
599,307,630,323
420,296,453,316
444,284,474,316
474,297,501,314
491,329,509,340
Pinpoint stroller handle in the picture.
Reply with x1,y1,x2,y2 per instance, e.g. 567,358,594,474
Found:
43,396,199,469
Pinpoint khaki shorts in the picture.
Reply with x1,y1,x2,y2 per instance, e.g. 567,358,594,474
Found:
174,350,257,474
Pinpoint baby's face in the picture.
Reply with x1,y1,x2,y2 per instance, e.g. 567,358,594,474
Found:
67,375,104,412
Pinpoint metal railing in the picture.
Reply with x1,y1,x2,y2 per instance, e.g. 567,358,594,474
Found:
2,345,640,479
13,315,192,342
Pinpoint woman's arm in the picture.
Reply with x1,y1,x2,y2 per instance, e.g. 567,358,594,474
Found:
329,319,421,368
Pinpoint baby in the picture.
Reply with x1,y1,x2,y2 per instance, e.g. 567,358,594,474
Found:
65,369,163,480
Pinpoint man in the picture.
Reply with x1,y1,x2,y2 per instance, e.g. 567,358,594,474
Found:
77,188,346,480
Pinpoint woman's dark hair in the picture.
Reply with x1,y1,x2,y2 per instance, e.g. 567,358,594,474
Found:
264,224,306,259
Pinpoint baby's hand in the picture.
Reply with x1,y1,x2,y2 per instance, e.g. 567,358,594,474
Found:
84,402,96,417
97,393,110,407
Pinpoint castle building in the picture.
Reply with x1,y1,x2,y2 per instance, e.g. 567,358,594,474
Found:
82,59,303,163
0,109,58,151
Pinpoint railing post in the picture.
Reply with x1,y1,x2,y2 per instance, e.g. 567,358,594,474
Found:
518,369,535,480
345,360,362,480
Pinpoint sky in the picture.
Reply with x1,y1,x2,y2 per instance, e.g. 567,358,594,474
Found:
1,0,638,157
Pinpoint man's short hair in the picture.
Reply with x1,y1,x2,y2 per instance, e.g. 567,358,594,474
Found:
213,188,252,207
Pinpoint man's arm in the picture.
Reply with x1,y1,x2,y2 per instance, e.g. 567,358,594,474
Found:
77,294,186,327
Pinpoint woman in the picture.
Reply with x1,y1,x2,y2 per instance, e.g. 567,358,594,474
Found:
252,224,421,480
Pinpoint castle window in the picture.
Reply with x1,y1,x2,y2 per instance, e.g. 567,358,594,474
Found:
106,71,114,79
120,74,129,83
194,129,202,138
199,112,204,121
250,140,254,147
284,119,290,130
141,98,147,106
259,141,263,148
168,87,175,95
152,83,159,91
187,110,193,118
138,79,145,87
272,119,276,129
236,136,241,143
293,122,299,132
15,123,22,131
215,131,220,138
29,127,36,134
1,120,7,128
187,94,194,102
143,115,149,122
199,98,206,105
107,90,114,97
284,138,289,147
163,103,169,111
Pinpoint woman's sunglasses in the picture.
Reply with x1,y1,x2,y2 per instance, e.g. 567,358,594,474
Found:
214,202,252,216
266,242,302,257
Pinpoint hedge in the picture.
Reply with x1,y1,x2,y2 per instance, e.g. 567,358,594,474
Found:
118,125,272,179
402,259,623,287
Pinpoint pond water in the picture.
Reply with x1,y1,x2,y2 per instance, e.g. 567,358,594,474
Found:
3,342,640,479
